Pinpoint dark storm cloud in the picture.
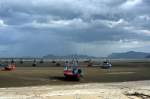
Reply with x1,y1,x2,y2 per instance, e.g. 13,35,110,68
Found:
0,0,150,57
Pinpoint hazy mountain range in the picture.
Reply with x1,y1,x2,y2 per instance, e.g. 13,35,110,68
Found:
146,55,150,58
1,51,150,59
43,51,150,59
108,51,150,59
43,54,97,59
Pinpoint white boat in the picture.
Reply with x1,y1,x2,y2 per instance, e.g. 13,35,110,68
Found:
101,60,112,69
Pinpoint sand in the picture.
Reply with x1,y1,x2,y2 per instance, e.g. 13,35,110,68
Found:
0,80,150,99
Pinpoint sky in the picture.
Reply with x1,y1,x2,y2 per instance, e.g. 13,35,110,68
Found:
0,0,150,57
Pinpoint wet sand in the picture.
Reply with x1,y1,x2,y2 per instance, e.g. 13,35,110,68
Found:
0,66,150,88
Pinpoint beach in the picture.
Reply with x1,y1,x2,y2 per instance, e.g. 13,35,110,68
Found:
0,80,150,99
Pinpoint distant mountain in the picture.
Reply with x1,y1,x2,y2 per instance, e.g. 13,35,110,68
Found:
108,51,150,59
146,55,150,58
43,54,97,59
43,54,58,59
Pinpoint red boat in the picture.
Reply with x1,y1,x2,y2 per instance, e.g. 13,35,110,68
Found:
64,67,81,78
64,59,82,80
1,63,16,71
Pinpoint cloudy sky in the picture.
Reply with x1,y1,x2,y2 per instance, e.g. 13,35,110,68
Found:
0,0,150,57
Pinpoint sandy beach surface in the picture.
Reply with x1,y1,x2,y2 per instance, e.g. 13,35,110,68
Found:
0,80,150,99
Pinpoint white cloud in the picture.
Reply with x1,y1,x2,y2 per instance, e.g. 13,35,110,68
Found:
120,0,143,10
97,19,129,28
136,29,150,36
26,18,89,29
138,15,150,21
119,39,139,48
0,19,7,27
124,26,150,36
